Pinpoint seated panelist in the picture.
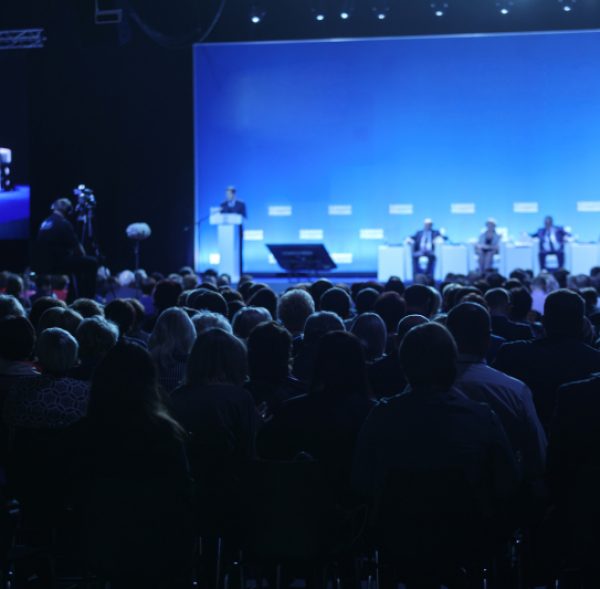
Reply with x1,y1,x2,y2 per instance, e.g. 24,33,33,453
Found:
475,218,501,274
408,218,447,279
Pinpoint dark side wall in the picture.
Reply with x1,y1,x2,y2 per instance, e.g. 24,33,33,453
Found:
25,4,194,274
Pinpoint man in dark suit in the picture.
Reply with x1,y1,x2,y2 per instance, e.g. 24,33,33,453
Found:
533,216,569,271
484,287,534,341
494,289,600,430
410,218,447,279
547,373,600,508
220,186,247,218
353,322,518,505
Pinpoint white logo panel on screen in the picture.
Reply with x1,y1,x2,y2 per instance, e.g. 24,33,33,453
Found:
577,201,600,213
359,228,384,240
243,229,264,241
328,205,352,216
513,202,539,213
268,205,292,217
389,204,414,215
299,229,324,240
450,203,476,214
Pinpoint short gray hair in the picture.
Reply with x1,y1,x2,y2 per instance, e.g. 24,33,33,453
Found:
37,327,79,375
192,311,232,336
277,289,315,333
76,316,119,362
232,306,272,339
0,294,26,320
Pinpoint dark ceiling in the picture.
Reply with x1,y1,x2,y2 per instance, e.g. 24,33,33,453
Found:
3,0,600,49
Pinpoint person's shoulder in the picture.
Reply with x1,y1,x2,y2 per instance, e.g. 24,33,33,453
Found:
559,373,600,396
497,338,534,356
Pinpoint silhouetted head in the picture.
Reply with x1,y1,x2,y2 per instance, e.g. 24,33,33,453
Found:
188,288,228,316
232,306,272,339
543,289,585,339
89,341,182,435
320,287,352,320
374,291,406,333
247,321,292,384
36,327,79,376
396,314,429,348
303,311,345,347
446,302,491,358
277,288,315,334
153,279,183,313
247,287,277,319
484,287,510,316
105,299,136,337
509,287,533,322
311,331,369,399
0,315,35,361
399,323,457,393
351,312,387,361
404,284,437,317
187,328,247,387
75,316,119,363
0,294,26,321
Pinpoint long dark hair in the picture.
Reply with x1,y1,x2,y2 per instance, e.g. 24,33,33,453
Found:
310,331,370,400
88,341,184,437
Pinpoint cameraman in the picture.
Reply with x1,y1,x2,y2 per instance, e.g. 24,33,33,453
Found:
36,198,98,298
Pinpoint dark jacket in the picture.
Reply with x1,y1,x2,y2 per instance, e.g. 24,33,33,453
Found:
494,337,600,429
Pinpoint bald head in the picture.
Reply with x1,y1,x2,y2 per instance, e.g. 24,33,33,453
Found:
51,198,72,216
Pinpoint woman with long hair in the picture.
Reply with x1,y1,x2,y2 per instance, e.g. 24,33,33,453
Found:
258,331,374,495
149,307,196,393
84,342,193,588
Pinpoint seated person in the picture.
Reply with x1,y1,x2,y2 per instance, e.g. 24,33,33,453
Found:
475,218,501,274
409,218,447,279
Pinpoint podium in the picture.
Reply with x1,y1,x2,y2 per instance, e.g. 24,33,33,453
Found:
438,244,469,280
501,242,536,276
209,212,243,282
377,245,407,282
566,242,600,275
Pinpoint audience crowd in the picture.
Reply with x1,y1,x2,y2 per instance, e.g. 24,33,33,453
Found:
1,264,600,588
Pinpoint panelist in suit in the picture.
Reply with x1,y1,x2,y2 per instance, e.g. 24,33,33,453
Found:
220,186,247,218
409,218,447,279
475,218,501,274
532,216,569,271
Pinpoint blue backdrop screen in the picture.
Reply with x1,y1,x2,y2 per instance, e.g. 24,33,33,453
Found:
194,31,600,274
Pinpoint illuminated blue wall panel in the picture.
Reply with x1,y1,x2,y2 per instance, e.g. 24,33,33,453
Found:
194,32,600,274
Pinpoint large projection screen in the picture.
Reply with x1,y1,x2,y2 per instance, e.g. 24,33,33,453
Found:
194,31,600,274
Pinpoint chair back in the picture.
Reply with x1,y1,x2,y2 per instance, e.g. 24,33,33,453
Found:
241,458,336,563
372,467,491,571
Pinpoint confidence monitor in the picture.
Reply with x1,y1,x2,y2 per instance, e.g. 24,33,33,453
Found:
267,244,337,274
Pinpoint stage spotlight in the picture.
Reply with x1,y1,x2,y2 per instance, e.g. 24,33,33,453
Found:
339,0,354,19
558,0,576,11
311,0,327,21
430,2,448,17
496,1,513,15
371,0,389,19
249,4,265,23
